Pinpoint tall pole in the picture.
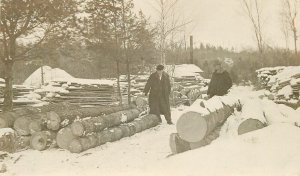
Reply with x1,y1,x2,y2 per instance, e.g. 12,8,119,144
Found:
189,35,193,64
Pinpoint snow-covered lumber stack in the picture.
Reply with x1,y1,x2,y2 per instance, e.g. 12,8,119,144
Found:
256,66,300,108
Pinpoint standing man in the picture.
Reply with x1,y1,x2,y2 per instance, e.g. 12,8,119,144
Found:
144,64,173,124
207,60,232,98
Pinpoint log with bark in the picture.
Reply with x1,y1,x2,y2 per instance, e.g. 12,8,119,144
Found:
47,105,134,131
56,126,77,150
30,131,56,151
0,128,30,153
13,113,47,136
170,125,223,154
176,96,238,143
68,114,160,153
70,108,140,137
237,99,267,135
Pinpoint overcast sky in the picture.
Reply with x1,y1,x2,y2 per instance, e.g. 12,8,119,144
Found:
133,0,293,51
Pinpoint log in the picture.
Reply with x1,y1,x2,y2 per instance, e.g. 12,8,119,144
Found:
30,131,56,151
135,96,147,108
236,99,266,135
262,99,299,125
170,125,223,154
68,114,160,153
0,112,19,128
47,105,134,130
176,96,238,143
56,127,76,150
0,128,16,153
71,108,140,137
13,113,47,136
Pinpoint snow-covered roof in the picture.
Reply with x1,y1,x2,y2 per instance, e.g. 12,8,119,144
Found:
165,64,203,79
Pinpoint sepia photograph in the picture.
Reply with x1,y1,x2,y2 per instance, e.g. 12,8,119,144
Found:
0,0,300,175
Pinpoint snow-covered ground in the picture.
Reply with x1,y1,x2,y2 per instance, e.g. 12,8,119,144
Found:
1,86,300,176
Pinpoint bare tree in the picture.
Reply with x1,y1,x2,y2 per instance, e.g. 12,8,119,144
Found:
153,0,191,64
241,0,265,55
0,0,77,111
281,12,290,51
282,0,298,55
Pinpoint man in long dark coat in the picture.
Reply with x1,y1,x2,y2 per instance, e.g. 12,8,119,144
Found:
144,64,173,124
207,61,232,98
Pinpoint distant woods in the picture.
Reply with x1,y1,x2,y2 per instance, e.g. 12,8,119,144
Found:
1,0,300,85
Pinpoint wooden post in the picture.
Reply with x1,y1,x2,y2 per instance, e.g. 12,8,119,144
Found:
190,35,193,64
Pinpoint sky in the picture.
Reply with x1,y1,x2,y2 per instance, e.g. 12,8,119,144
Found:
133,0,293,50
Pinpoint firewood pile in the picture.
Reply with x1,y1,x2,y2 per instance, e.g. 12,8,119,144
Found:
256,66,300,109
0,102,160,153
35,79,118,107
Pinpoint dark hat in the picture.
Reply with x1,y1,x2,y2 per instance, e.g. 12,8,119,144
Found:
156,64,164,70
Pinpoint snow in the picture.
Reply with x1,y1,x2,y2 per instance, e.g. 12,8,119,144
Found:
2,86,300,176
23,66,74,87
0,128,14,137
165,64,204,79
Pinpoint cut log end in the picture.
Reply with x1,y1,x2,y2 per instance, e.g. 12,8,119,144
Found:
238,119,265,135
46,111,61,131
176,111,207,142
68,139,83,153
56,127,76,150
13,117,31,136
30,132,47,151
71,122,85,137
29,121,42,134
0,118,8,128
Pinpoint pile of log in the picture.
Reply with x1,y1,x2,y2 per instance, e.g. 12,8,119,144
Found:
170,96,240,154
1,102,158,153
171,85,208,107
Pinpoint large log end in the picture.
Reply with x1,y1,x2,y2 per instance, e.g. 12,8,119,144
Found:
30,132,48,151
46,112,61,131
176,111,207,142
71,122,85,137
238,119,265,135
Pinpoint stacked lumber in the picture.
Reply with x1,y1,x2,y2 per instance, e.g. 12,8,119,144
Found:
256,66,300,108
0,85,42,110
35,80,118,107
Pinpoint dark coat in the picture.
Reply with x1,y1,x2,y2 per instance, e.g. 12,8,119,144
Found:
207,70,232,97
144,71,171,116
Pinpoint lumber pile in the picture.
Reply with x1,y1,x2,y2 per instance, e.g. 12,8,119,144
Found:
0,84,42,110
256,66,300,108
34,79,118,107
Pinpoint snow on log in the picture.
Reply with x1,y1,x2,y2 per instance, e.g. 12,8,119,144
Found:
0,128,16,153
30,131,56,151
176,97,236,143
70,108,140,137
237,99,266,135
68,114,160,153
46,105,134,131
263,100,300,126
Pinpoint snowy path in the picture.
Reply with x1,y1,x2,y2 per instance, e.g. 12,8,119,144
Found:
2,86,300,176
